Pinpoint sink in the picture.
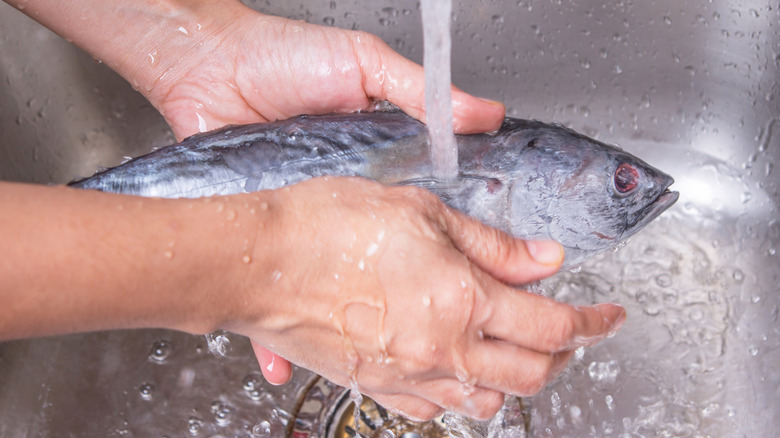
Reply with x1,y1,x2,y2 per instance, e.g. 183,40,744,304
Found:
1,0,778,436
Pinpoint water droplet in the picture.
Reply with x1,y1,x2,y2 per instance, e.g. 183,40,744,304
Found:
605,394,615,411
260,202,268,211
206,332,230,356
655,274,672,288
550,391,561,416
148,340,172,363
587,360,620,382
211,400,234,426
242,255,252,264
187,417,203,436
580,58,592,70
147,49,158,66
271,270,282,282
243,373,264,401
138,383,155,400
323,16,335,26
732,269,745,282
748,346,759,356
663,15,672,25
252,421,271,436
422,296,432,307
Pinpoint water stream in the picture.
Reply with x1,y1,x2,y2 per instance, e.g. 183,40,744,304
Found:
421,0,458,182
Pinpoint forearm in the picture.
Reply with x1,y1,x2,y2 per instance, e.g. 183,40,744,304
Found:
0,182,275,340
3,0,249,107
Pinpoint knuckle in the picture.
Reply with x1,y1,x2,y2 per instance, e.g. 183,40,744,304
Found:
473,392,504,420
539,307,577,351
515,355,556,396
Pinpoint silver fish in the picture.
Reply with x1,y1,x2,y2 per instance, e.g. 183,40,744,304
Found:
70,111,679,266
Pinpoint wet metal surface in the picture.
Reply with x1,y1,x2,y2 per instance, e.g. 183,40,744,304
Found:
1,1,778,436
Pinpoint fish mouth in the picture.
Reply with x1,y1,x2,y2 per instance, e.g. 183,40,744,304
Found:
630,186,679,232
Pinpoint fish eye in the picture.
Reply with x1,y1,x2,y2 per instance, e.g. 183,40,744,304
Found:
614,163,639,193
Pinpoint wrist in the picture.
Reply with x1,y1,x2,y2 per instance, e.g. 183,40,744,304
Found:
175,191,283,336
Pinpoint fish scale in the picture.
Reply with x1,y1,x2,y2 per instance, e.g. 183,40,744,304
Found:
70,110,678,267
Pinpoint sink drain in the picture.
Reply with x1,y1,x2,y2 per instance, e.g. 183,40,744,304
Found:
289,376,449,438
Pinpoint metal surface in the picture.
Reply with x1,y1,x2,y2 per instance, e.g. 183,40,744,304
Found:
1,0,778,436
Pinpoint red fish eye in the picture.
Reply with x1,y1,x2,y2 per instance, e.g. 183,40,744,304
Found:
615,163,639,193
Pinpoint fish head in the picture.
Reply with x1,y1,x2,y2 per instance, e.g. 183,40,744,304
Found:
499,121,679,264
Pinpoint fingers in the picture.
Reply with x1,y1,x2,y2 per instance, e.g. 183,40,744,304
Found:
369,382,505,421
353,32,505,134
465,340,575,396
480,291,627,353
250,340,293,385
367,393,445,422
437,206,565,285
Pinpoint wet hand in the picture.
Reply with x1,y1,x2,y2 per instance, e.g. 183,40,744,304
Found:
229,177,626,420
137,2,505,141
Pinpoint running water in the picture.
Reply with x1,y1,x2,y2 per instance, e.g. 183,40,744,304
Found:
421,0,458,181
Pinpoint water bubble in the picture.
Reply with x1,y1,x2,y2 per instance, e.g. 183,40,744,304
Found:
206,332,230,356
138,383,155,401
252,421,271,436
211,400,234,426
605,394,615,411
550,391,561,416
588,360,620,383
148,340,172,363
187,417,203,436
655,274,672,288
243,373,264,401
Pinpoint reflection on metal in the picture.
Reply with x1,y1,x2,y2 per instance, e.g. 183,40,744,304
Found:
289,376,450,438
0,0,778,436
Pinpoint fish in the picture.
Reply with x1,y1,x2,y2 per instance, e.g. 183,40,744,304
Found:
70,110,679,267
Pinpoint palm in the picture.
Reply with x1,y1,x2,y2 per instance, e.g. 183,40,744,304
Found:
156,15,406,140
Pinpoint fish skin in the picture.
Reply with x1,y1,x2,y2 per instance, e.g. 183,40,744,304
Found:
70,111,678,267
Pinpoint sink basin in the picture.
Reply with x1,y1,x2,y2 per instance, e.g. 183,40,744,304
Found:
1,1,777,436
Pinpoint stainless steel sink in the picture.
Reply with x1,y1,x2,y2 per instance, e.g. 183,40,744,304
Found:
1,0,778,436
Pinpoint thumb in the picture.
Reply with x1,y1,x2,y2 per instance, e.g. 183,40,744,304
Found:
355,34,505,134
441,208,565,284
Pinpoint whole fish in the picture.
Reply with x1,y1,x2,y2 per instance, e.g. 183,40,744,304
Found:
70,111,678,266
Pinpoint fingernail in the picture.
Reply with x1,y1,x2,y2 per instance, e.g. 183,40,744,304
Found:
526,240,565,266
476,96,505,107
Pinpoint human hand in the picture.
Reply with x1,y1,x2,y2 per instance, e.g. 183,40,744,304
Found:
224,177,626,420
137,2,505,141
132,1,506,385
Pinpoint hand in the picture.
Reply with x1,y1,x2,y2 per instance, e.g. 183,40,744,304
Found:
141,2,505,140
226,178,626,420
136,2,506,385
